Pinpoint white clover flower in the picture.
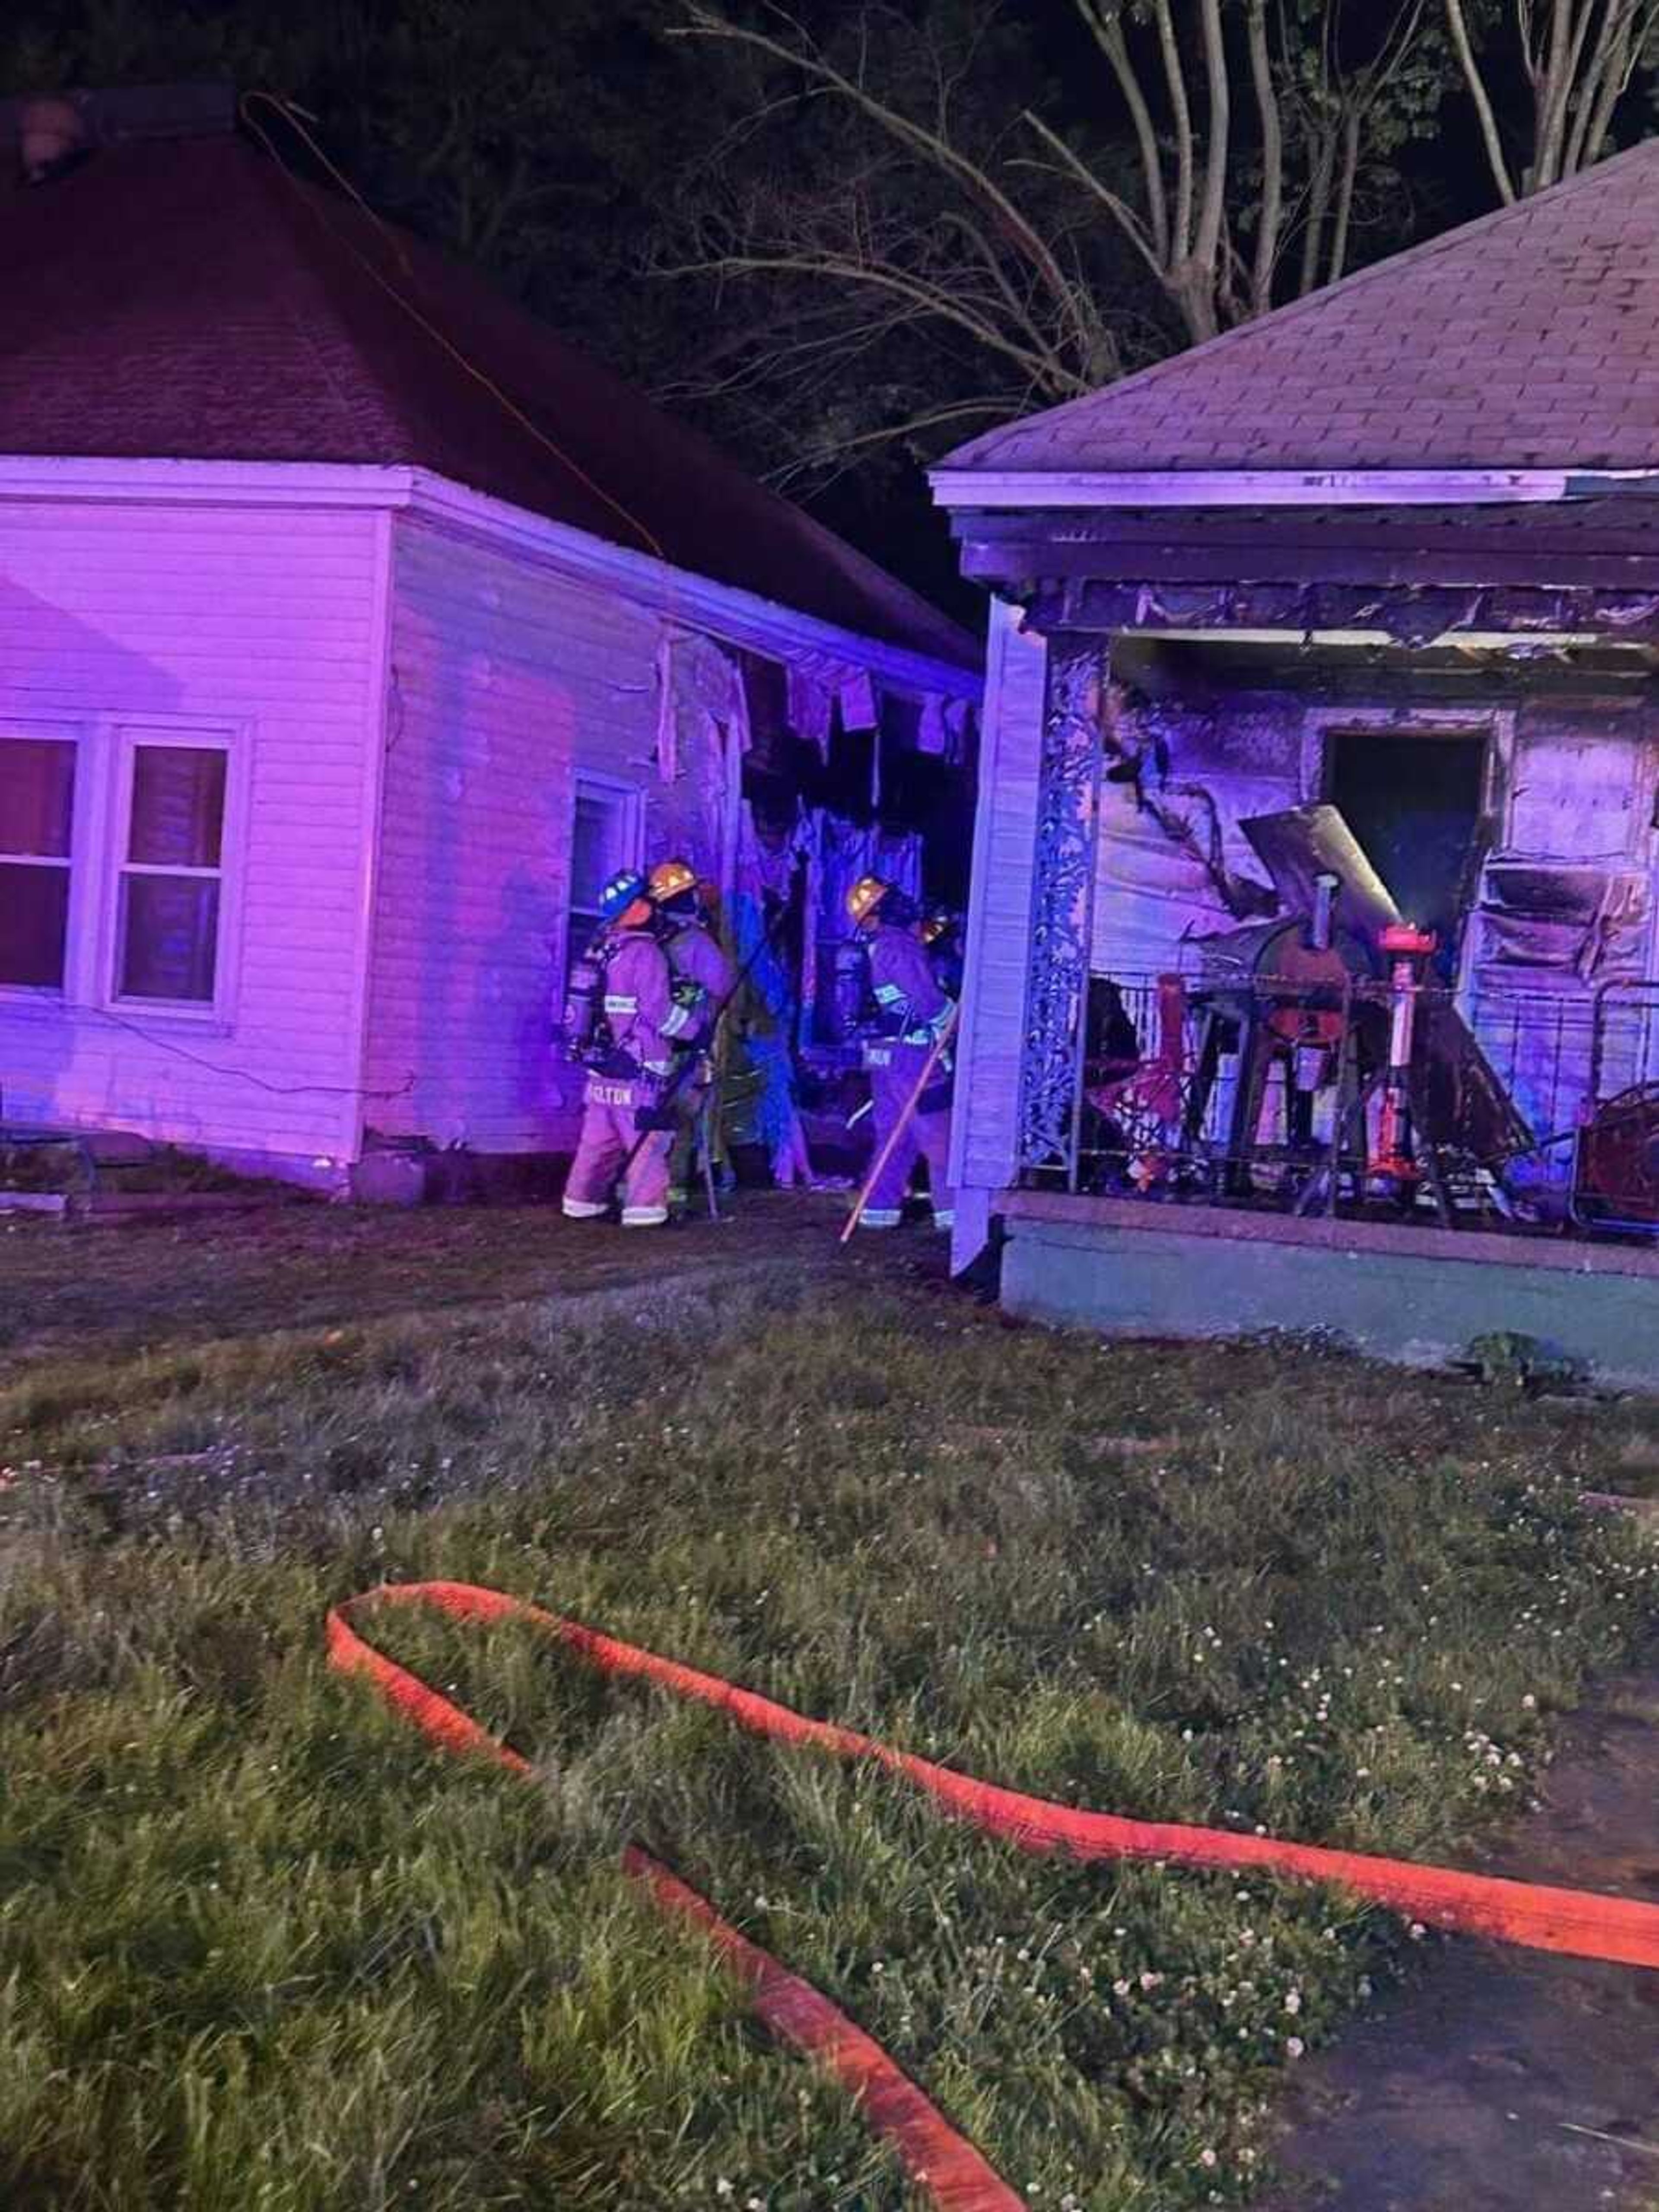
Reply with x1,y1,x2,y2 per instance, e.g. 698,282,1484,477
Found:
1286,2036,1305,2058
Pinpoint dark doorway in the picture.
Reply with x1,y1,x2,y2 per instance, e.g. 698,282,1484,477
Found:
1328,729,1487,975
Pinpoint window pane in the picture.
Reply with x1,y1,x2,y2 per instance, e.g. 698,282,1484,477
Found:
129,746,226,868
0,862,69,986
570,790,624,907
119,875,219,1001
0,739,74,857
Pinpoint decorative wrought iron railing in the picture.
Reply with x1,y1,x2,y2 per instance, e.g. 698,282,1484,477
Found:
1030,963,1659,1239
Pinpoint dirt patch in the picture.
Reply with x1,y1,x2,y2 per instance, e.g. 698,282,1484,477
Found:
0,1189,913,1373
1261,1661,1659,2212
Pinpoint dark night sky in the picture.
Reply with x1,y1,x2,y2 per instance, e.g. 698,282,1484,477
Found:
5,1,1629,620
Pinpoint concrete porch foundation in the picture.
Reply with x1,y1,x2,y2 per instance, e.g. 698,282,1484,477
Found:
1000,1190,1659,1391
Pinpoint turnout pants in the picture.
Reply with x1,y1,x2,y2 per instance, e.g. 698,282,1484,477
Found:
666,1068,712,1209
861,1044,953,1230
561,1079,672,1227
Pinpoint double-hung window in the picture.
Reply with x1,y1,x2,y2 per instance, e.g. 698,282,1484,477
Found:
0,735,76,989
565,775,641,982
114,737,229,1006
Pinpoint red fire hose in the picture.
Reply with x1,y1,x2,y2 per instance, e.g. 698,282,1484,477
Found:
327,1582,1659,2209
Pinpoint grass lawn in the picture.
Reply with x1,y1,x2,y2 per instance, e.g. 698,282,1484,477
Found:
3,1223,1657,2210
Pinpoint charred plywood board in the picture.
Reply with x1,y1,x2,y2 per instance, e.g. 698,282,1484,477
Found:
1236,804,1535,1163
1240,804,1401,935
1507,732,1640,857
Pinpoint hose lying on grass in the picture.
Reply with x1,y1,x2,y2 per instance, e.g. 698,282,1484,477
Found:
328,1581,1659,2212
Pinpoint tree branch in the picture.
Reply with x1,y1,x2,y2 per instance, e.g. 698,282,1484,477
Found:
1072,0,1170,266
1018,109,1164,279
1444,0,1518,203
671,5,1084,329
1245,0,1283,315
1189,0,1233,331
1150,0,1197,260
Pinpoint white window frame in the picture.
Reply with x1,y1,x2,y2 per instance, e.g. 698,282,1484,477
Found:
100,720,249,1026
563,771,644,985
0,720,94,1004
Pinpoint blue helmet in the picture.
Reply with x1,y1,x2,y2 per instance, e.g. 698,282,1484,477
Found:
597,868,651,924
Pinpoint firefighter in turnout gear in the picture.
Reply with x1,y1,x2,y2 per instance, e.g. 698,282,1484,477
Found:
920,906,965,998
847,874,955,1231
648,858,734,1212
560,870,680,1227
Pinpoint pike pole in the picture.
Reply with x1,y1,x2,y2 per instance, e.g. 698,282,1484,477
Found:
839,1001,960,1246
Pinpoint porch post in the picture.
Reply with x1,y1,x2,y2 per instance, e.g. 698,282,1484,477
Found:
1017,635,1107,1188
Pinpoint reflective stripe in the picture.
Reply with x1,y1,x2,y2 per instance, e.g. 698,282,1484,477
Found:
859,1208,903,1229
931,1209,956,1230
662,1003,696,1037
603,994,639,1014
561,1198,608,1220
644,1058,674,1076
873,983,905,1003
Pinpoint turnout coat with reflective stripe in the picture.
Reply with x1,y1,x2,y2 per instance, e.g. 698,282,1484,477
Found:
866,923,950,1049
592,929,676,1099
666,921,735,1004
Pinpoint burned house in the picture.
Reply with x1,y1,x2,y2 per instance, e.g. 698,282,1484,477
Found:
0,86,979,1195
934,142,1659,1383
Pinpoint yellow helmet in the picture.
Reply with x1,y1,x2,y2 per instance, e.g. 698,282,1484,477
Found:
648,857,699,905
846,874,890,927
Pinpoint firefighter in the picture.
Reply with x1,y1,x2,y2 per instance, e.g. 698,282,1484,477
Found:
920,906,965,998
648,858,734,1212
560,869,681,1228
847,874,955,1231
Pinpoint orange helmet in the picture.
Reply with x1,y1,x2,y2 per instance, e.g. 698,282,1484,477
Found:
648,857,698,906
846,874,890,928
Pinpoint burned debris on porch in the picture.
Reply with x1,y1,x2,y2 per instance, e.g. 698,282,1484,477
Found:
1040,604,1659,1239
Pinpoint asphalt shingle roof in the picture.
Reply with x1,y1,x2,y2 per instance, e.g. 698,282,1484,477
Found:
943,138,1659,479
0,131,977,671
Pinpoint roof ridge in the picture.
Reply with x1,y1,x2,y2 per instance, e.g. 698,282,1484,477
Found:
948,135,1659,469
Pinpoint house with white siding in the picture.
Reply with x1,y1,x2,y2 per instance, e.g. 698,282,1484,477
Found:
934,146,1659,1382
0,87,979,1190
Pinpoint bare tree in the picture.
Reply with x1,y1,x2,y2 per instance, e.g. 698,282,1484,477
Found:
660,1,1442,486
1443,0,1659,201
1277,0,1442,295
1036,0,1436,339
661,0,1135,483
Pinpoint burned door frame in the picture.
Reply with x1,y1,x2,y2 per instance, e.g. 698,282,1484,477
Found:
1300,705,1515,1003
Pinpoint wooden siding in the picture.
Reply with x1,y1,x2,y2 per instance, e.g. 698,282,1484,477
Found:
367,515,982,1159
363,519,661,1152
950,599,1047,1196
0,500,386,1168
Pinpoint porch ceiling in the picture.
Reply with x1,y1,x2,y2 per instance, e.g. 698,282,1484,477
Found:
1112,629,1659,700
955,496,1659,598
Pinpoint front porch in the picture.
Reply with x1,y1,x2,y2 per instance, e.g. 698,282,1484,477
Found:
964,510,1659,1380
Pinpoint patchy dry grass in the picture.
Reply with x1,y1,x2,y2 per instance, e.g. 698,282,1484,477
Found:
3,1246,1656,2210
